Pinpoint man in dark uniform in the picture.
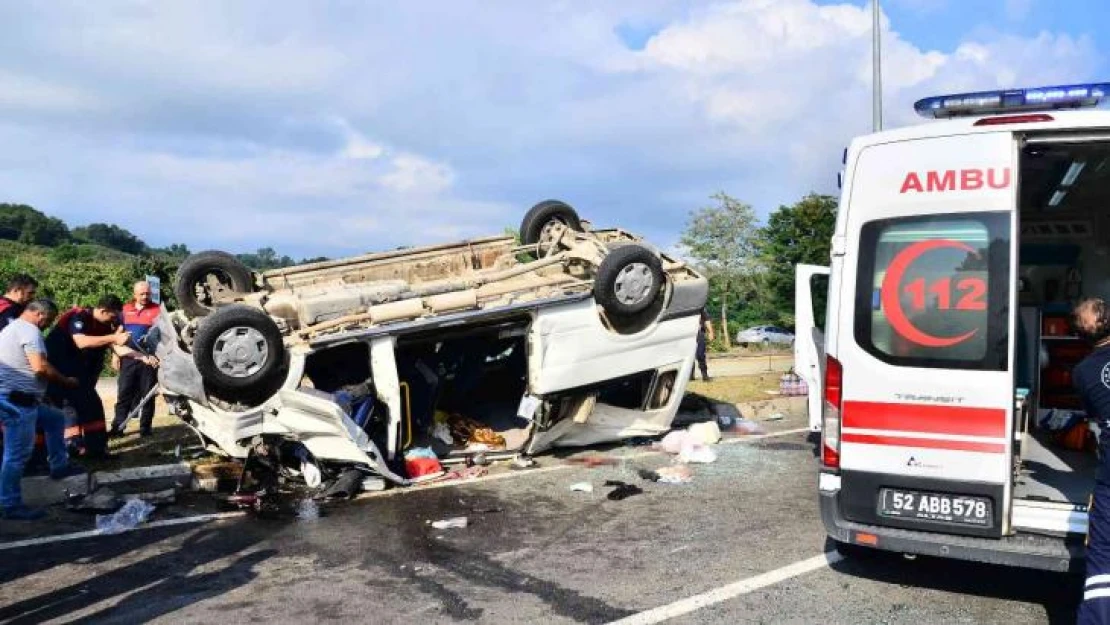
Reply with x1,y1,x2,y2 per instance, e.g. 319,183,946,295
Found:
44,295,149,459
109,281,161,438
1071,297,1110,624
0,274,38,332
692,307,715,382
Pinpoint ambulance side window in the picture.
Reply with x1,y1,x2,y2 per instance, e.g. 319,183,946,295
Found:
854,212,1010,370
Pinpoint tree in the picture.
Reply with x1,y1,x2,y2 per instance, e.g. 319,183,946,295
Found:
0,203,71,246
236,247,297,271
756,193,837,328
153,243,192,259
73,222,150,255
679,192,759,348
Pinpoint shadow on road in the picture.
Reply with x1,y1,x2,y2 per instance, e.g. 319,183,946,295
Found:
0,523,275,624
828,538,1082,624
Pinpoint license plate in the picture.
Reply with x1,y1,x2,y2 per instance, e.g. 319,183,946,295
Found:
878,488,992,527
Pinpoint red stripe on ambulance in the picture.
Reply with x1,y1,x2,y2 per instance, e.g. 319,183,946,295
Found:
842,401,1006,438
841,433,1006,454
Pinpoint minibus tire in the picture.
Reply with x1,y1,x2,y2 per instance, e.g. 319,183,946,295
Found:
519,200,582,249
594,244,664,317
192,305,286,401
174,250,255,317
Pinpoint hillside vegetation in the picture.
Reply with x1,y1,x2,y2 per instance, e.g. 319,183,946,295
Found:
0,202,319,308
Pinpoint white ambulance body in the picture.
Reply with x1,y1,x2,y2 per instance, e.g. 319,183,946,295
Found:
797,83,1110,572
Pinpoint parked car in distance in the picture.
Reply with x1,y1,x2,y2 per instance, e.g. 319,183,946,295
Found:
736,325,794,347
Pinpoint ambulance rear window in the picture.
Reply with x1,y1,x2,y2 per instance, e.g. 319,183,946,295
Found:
854,212,1010,370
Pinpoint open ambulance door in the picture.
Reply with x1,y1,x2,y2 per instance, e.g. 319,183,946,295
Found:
795,264,830,432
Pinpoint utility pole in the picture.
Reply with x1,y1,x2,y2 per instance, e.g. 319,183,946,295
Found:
872,0,883,131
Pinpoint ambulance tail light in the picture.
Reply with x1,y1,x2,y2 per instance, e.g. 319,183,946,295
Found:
822,355,843,469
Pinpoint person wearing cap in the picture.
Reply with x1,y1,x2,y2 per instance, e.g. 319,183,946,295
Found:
109,281,161,438
44,295,153,459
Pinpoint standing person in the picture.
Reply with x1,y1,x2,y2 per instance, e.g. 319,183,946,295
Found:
0,274,39,332
109,281,161,438
44,295,149,459
1071,297,1110,624
0,299,83,520
692,307,715,382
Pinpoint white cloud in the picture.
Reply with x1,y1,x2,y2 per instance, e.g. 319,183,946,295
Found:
0,1,1100,258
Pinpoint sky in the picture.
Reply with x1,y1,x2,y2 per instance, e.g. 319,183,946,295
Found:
0,0,1106,259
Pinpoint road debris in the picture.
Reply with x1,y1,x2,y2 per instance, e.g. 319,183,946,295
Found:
678,445,717,464
604,480,643,501
654,466,694,484
567,456,620,468
431,517,469,529
765,413,786,422
96,499,155,534
297,498,321,521
570,482,595,493
727,418,767,435
688,421,722,445
510,456,537,470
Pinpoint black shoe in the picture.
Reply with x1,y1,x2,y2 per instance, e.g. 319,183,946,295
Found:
107,428,126,439
139,429,153,438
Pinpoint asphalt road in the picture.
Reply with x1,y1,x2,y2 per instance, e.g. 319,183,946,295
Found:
0,411,1083,624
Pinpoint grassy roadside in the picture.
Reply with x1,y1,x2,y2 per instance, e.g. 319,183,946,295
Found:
686,373,783,405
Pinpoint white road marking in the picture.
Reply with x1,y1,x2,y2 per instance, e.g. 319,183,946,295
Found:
607,552,843,625
0,425,810,551
0,511,246,552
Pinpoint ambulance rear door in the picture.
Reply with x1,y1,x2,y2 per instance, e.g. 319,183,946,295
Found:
833,130,1018,538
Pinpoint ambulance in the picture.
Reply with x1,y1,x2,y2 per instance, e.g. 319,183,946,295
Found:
795,82,1110,572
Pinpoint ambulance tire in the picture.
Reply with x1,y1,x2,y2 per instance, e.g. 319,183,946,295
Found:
595,244,664,318
192,305,286,403
519,200,582,250
174,250,255,318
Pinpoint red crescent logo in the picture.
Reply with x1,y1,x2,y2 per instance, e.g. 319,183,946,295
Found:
880,239,980,348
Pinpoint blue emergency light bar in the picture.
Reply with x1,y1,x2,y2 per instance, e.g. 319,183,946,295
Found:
914,82,1110,119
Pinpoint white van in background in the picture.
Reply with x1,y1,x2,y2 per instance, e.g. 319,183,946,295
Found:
796,82,1110,572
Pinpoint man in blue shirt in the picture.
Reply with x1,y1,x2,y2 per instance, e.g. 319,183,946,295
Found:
1071,297,1110,624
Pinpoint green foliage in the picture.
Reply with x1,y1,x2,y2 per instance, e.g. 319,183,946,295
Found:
152,243,192,259
681,191,837,343
0,203,71,246
236,247,296,271
679,192,759,346
756,193,837,329
73,222,150,256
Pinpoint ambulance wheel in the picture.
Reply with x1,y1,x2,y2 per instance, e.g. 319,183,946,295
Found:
174,251,255,318
519,200,582,251
192,305,286,401
595,244,664,317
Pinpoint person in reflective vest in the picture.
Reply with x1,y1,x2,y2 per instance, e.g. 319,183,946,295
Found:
1072,297,1110,624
